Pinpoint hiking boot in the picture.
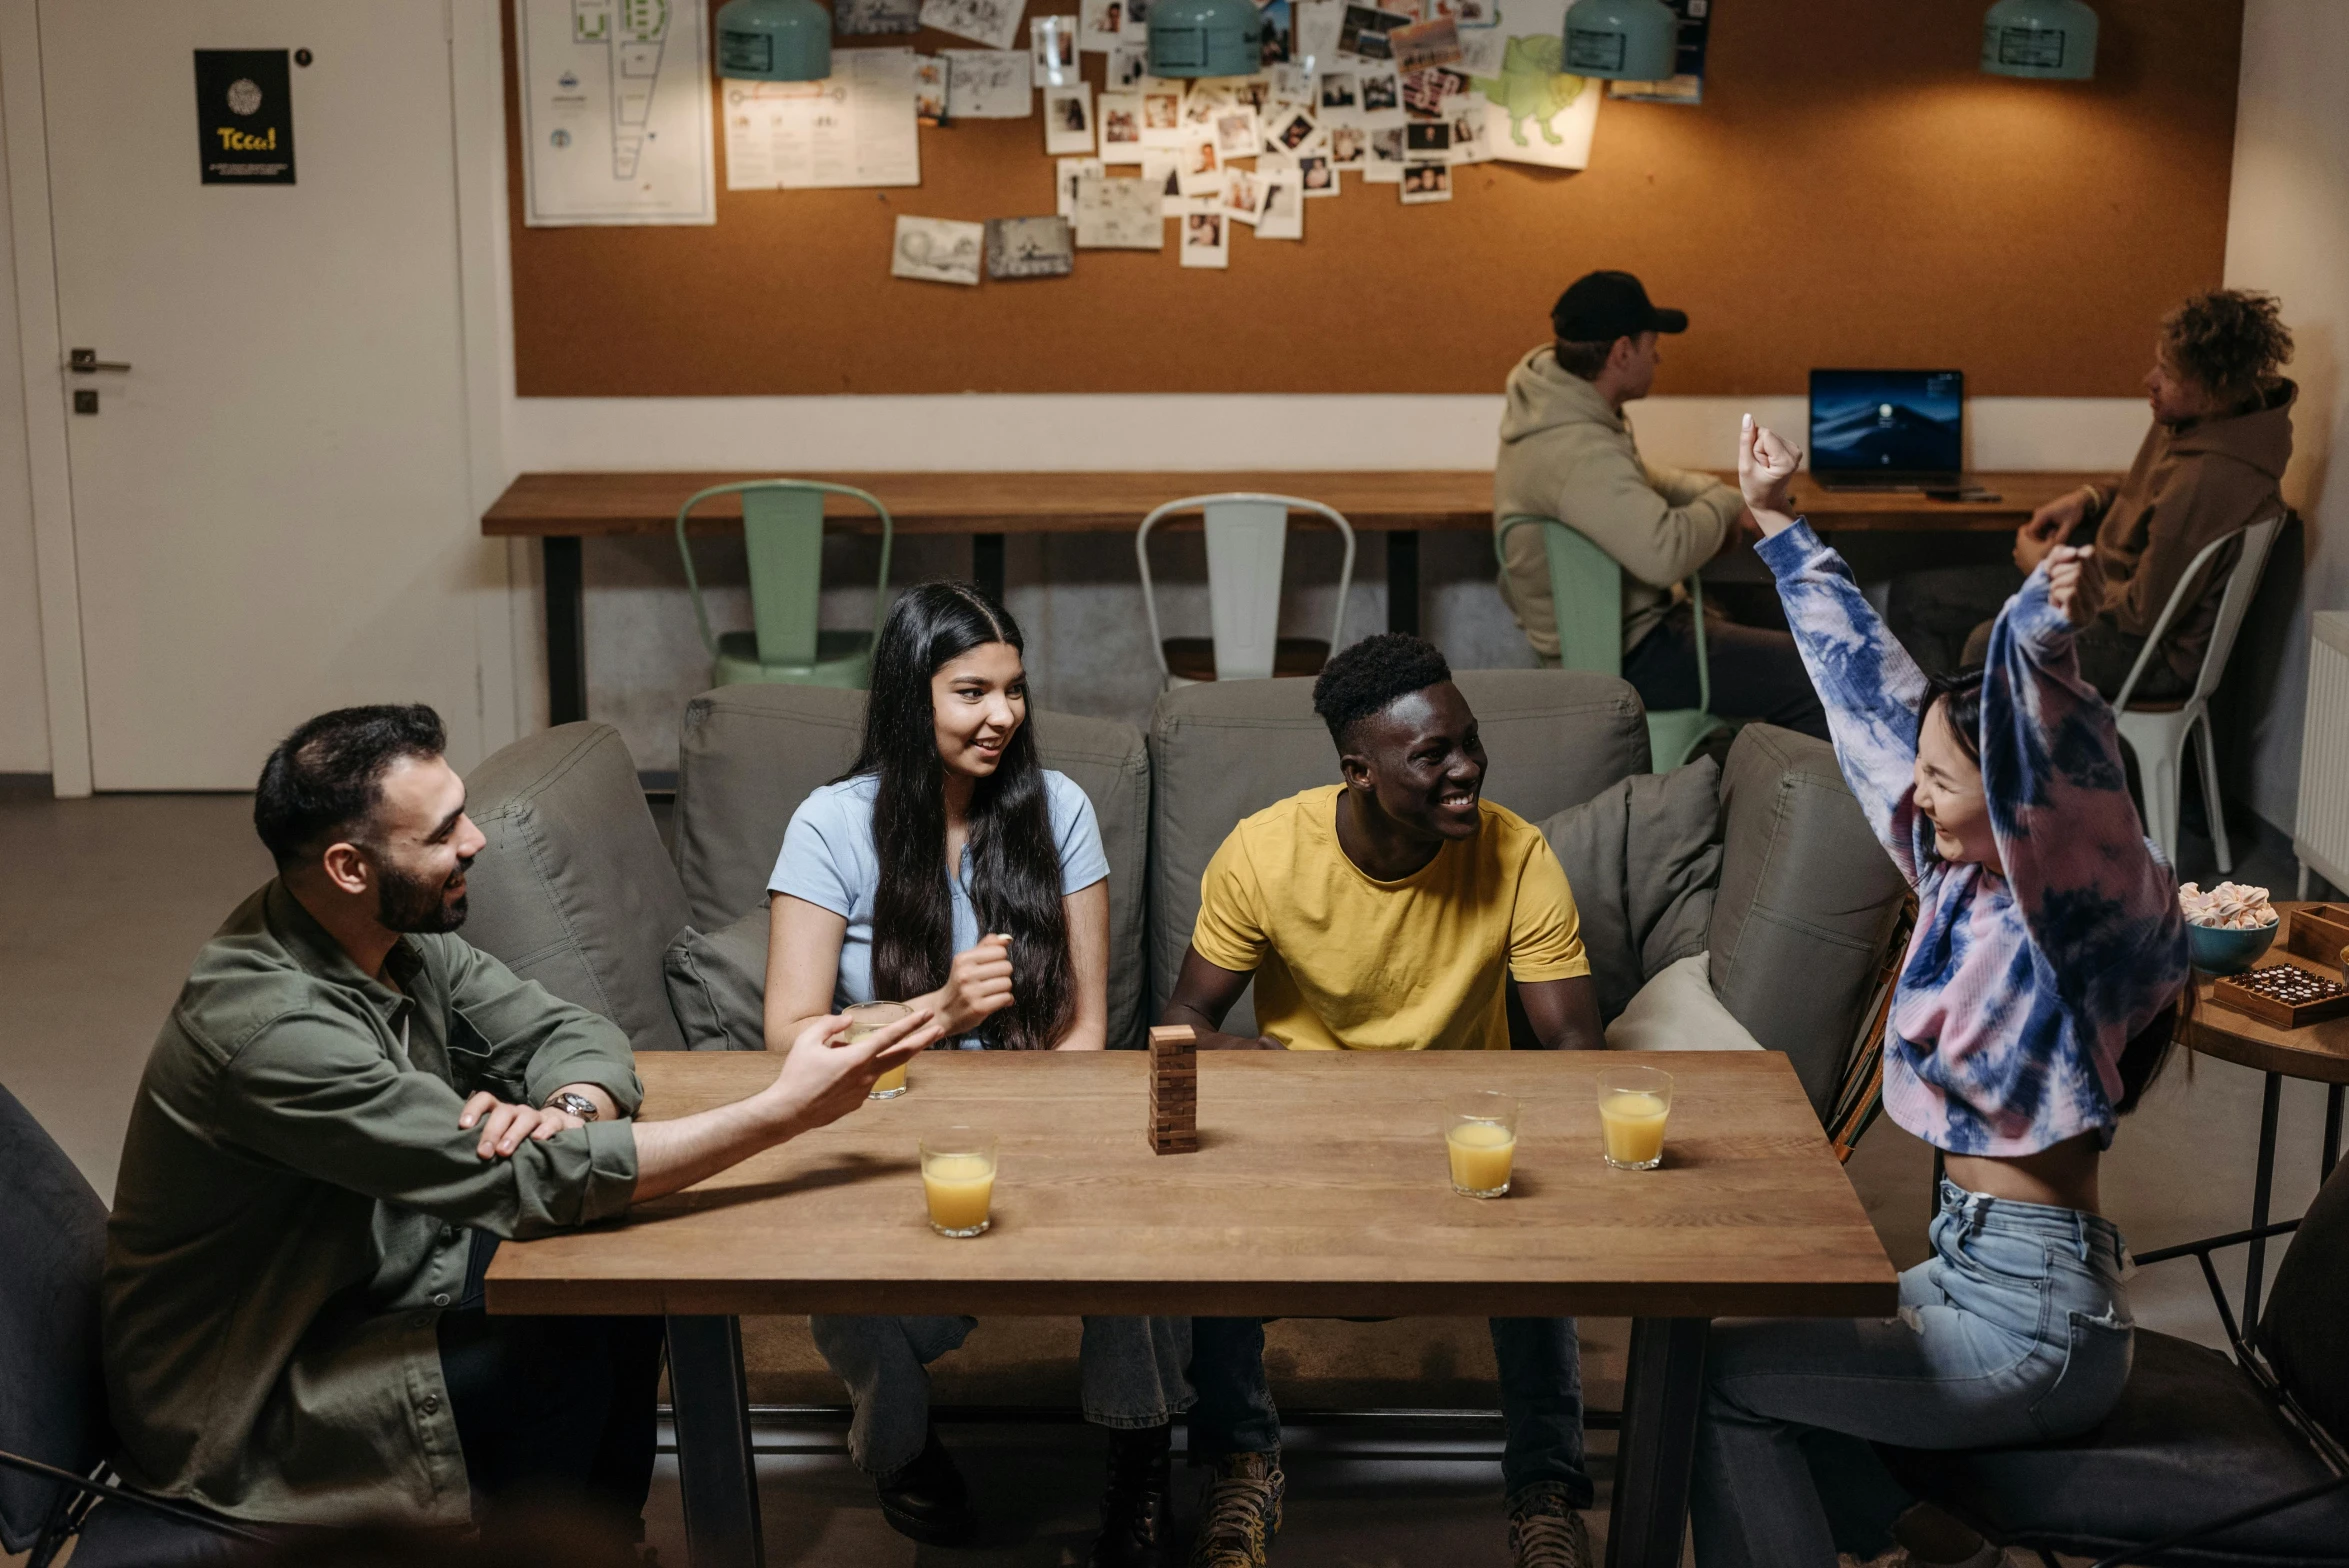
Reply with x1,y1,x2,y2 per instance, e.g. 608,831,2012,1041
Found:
1507,1481,1593,1568
875,1427,976,1546
1187,1450,1284,1568
1085,1423,1173,1568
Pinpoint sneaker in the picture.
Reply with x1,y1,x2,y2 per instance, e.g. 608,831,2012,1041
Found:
874,1427,976,1546
1188,1450,1285,1568
1086,1423,1173,1568
1506,1482,1592,1568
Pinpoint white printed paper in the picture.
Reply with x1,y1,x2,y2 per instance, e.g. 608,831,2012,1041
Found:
1073,171,1164,248
1256,170,1304,236
721,51,921,191
1140,149,1185,214
1056,155,1105,217
945,49,1034,117
922,0,1029,49
891,216,985,284
517,0,715,225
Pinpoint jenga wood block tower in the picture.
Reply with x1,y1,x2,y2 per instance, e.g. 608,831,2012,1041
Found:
1148,1025,1198,1154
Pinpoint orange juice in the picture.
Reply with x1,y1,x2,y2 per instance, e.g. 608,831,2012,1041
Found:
868,1061,908,1098
1446,1121,1516,1195
922,1153,994,1235
845,1002,912,1098
1600,1091,1669,1169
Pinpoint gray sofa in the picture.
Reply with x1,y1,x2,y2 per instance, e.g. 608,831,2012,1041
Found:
455,671,1906,1409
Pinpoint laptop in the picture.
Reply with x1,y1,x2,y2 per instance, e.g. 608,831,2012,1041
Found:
1807,369,1966,492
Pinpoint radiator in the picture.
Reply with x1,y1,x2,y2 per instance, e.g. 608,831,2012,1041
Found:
2294,612,2349,895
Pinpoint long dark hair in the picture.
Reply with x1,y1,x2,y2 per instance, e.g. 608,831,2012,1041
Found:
846,582,1073,1050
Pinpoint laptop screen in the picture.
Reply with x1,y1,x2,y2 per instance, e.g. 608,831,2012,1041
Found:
1808,370,1964,479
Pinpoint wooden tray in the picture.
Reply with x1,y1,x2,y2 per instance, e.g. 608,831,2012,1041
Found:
2210,961,2349,1029
2284,904,2349,965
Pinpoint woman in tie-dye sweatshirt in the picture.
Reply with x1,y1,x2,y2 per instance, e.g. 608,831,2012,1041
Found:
1689,419,2189,1568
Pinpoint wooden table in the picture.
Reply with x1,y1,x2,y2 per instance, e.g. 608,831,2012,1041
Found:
2179,906,2349,1322
480,469,2111,725
489,1049,1897,1568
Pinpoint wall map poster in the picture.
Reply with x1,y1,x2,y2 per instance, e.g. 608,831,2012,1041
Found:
194,50,294,184
516,0,716,225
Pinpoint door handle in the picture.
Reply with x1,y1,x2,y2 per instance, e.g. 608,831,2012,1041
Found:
67,348,131,373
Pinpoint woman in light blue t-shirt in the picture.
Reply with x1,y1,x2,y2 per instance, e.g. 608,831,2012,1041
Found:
761,583,1190,1560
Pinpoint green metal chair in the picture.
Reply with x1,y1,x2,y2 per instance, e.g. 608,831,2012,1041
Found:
675,480,895,690
1496,514,1726,771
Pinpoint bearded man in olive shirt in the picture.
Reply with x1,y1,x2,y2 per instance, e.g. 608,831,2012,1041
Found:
103,705,941,1548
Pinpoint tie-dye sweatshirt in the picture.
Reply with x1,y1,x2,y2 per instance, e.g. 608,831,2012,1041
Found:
1759,521,2188,1156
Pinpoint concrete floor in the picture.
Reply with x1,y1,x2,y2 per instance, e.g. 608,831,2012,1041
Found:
3,778,2338,1566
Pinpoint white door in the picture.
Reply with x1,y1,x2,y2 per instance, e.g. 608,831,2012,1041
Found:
37,1,485,789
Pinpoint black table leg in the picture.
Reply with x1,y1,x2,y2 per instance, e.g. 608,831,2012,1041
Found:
972,532,1006,604
1607,1317,1710,1568
2245,1073,2283,1328
2324,1085,2343,1182
666,1315,763,1568
544,536,587,726
1387,530,1420,636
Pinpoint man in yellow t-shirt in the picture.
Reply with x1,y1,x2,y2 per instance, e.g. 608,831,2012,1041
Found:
1162,634,1603,1568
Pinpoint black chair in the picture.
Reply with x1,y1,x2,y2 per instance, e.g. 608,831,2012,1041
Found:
1876,1157,2349,1568
0,1081,268,1567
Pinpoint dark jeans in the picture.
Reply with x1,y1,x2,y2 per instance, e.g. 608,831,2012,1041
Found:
1886,563,2189,701
1188,1316,1595,1506
1619,605,1831,743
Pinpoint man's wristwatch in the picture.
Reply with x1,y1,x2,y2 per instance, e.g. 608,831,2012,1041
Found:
547,1091,601,1123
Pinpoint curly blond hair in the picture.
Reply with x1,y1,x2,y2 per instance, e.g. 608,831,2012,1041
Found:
2160,289,2293,405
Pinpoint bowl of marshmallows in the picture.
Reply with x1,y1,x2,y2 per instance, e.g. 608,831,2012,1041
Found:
2179,881,2280,973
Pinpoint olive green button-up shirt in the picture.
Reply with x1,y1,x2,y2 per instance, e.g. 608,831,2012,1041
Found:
102,881,645,1526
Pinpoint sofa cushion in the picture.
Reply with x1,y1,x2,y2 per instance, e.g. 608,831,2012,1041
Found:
1149,670,1649,1034
464,723,690,1053
2255,1157,2349,1443
1603,953,1761,1052
665,906,772,1052
1708,724,1908,1119
673,684,1154,1048
1539,758,1721,1021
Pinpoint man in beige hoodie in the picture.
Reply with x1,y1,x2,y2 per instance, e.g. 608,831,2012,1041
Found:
1495,271,1828,740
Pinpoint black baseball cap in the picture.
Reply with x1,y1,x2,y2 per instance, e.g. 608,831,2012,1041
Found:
1550,270,1689,342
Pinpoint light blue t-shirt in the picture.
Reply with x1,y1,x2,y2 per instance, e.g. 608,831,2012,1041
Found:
767,769,1109,1045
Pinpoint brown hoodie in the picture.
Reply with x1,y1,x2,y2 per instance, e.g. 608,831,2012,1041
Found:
2087,378,2294,686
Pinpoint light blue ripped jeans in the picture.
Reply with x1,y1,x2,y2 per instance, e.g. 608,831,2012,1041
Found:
1691,1180,2135,1568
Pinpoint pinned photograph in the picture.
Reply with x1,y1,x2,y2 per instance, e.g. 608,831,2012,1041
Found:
1032,14,1080,84
1296,0,1346,67
1336,4,1409,61
1265,104,1324,155
921,0,1029,51
1140,148,1186,214
1388,14,1461,69
1109,43,1152,85
1359,68,1402,116
1078,0,1125,49
1056,154,1105,217
1399,158,1451,202
1404,119,1451,156
1258,0,1294,66
1223,74,1276,112
1212,107,1262,160
1270,63,1317,105
1043,84,1095,153
986,215,1076,278
1361,123,1405,180
891,215,985,284
1317,72,1359,113
913,55,949,120
838,0,925,33
1072,170,1164,248
1176,132,1226,197
1402,66,1469,116
1453,0,1494,22
1297,151,1338,193
945,49,1034,117
1123,0,1153,35
1256,171,1304,238
1448,104,1491,162
1220,164,1267,224
1098,91,1145,161
1180,206,1230,268
1326,122,1368,165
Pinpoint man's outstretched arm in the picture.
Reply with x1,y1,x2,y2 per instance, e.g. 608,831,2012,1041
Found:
1514,975,1604,1051
1163,944,1284,1051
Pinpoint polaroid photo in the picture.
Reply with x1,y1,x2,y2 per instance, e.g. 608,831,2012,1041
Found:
1139,84,1187,146
1295,0,1345,69
892,215,985,285
1179,205,1230,269
1453,0,1496,25
1448,105,1490,163
1032,15,1080,85
1361,123,1405,181
1398,157,1451,203
1043,84,1095,153
1220,164,1267,225
921,0,1026,51
1258,0,1293,66
1404,119,1450,156
913,55,949,121
1109,43,1151,86
1358,68,1402,118
837,0,924,33
1072,171,1165,248
1402,66,1468,116
1270,63,1316,108
1256,171,1303,238
1139,148,1186,214
1388,15,1461,70
1317,71,1359,114
1056,155,1105,218
1176,131,1226,197
986,215,1076,278
1336,4,1409,62
1123,0,1153,34
1222,74,1275,112
945,49,1034,118
1296,151,1338,194
1264,104,1324,155
1078,0,1125,50
1098,92,1146,161
1212,107,1261,160
1325,121,1368,166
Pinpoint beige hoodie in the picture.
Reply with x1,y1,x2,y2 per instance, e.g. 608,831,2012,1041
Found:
1493,345,1746,659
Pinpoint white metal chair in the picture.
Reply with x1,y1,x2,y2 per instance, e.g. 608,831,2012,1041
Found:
1135,493,1357,687
2111,514,2283,874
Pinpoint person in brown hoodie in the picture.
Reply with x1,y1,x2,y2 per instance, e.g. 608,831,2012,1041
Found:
1889,290,2295,701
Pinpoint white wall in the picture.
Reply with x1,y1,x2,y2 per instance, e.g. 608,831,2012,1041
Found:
0,96,48,774
2223,0,2349,832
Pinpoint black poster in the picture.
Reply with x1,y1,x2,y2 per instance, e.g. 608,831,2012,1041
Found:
194,49,295,184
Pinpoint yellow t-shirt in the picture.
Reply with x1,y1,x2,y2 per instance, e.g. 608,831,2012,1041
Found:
1191,785,1590,1052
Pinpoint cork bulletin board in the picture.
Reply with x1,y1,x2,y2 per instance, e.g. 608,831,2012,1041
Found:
504,0,2242,397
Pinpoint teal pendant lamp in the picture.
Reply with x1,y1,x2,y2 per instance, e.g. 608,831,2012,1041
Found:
1981,0,2097,80
715,0,832,82
1147,0,1263,78
1562,0,1679,80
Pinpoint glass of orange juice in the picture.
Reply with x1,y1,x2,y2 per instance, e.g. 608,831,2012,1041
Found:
1444,1091,1520,1198
1597,1065,1672,1171
845,1001,913,1099
920,1128,997,1238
